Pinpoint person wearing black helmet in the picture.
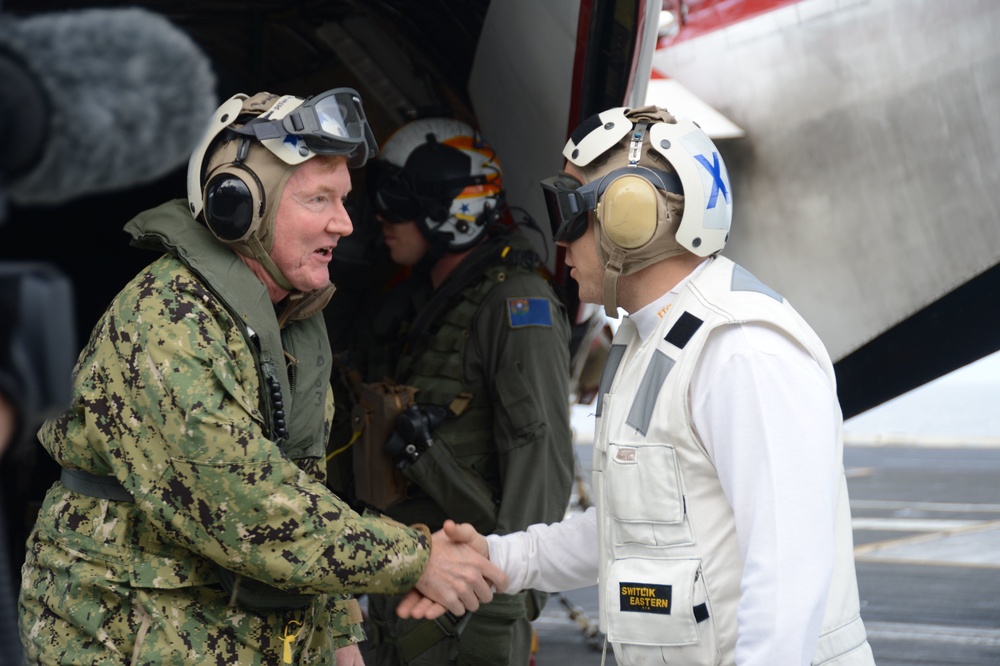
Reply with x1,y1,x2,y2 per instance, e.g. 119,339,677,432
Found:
399,106,876,666
17,91,505,665
329,117,573,666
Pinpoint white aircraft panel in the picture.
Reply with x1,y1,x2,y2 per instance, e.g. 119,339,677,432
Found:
653,0,1000,361
469,0,580,257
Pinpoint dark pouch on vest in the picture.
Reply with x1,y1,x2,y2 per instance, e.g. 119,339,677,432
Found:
525,589,549,621
456,592,529,666
352,381,417,511
215,568,315,613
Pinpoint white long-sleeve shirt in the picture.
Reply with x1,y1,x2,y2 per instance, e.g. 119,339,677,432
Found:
488,264,839,665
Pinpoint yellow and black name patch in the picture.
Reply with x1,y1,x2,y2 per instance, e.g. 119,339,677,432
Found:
619,582,672,614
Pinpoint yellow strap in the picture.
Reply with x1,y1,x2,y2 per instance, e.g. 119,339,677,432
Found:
325,429,361,462
282,620,302,664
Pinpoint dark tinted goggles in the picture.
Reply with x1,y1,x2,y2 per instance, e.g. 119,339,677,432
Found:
540,171,590,243
369,162,428,224
237,88,379,168
371,160,492,225
541,166,684,243
375,177,424,224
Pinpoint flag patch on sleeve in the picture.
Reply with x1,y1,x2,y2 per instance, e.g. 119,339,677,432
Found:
507,297,553,328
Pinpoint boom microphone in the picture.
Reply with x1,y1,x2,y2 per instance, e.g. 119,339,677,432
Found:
0,7,217,210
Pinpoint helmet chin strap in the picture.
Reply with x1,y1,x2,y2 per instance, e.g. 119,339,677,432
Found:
413,227,456,275
244,235,296,292
602,246,626,318
226,164,298,293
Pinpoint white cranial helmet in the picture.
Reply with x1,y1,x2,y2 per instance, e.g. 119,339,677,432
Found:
372,117,504,252
542,105,733,315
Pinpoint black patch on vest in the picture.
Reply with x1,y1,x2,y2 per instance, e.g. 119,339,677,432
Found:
664,311,703,349
619,582,672,615
694,602,710,623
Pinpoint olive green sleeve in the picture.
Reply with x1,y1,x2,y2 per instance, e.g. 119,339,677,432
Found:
471,271,575,533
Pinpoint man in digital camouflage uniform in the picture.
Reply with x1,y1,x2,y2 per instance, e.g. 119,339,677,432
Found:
18,91,504,665
327,117,574,665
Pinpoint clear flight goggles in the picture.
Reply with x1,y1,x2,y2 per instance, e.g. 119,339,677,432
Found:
232,88,378,167
541,166,683,243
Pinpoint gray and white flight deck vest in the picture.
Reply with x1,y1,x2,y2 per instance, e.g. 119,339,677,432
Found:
593,256,874,665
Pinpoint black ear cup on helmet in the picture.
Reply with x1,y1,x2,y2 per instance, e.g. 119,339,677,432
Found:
478,202,500,227
203,166,264,243
426,201,450,223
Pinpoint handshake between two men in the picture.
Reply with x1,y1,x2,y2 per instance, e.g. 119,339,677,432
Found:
404,521,495,620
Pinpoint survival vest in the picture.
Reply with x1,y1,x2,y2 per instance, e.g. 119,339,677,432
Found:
61,199,333,612
593,256,874,665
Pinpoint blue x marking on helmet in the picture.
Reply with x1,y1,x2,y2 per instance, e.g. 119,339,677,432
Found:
694,152,729,209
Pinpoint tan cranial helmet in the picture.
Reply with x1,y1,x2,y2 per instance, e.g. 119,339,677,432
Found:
186,89,378,292
544,105,733,316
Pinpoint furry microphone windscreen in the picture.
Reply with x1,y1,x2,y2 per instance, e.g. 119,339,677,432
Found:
0,7,217,206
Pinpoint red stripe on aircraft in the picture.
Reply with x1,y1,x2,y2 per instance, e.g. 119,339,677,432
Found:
659,0,799,48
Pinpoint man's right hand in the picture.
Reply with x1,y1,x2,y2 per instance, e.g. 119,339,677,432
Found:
440,520,491,561
403,520,503,619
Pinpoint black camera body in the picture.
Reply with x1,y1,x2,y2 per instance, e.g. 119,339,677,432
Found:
384,404,448,467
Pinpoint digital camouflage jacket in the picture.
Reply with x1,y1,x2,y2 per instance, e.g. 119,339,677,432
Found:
19,200,430,665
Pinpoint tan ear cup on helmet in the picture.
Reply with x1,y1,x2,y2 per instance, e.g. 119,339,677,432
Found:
597,174,659,250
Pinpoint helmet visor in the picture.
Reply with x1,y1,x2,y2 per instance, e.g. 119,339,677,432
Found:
370,162,426,224
541,166,684,243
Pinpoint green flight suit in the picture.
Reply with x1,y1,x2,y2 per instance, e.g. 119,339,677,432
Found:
18,201,430,665
336,233,574,665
